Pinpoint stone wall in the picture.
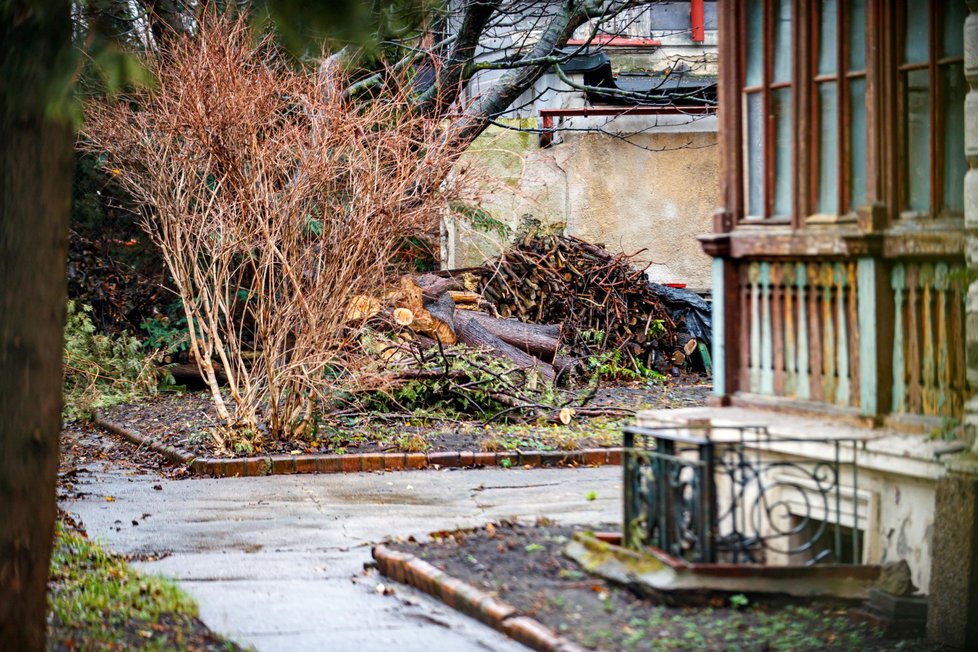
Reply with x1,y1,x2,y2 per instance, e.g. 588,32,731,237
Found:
445,120,719,289
966,1,978,454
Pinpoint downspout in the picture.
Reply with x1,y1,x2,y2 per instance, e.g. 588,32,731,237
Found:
691,0,706,43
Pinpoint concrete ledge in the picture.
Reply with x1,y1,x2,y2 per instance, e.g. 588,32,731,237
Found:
373,544,586,652
93,414,623,477
565,532,880,602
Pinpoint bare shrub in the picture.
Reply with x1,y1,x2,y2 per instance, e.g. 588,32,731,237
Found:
81,16,473,441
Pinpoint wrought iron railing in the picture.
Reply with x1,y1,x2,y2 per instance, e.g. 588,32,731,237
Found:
623,424,863,565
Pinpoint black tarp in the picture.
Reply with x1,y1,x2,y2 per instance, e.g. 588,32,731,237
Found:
649,283,712,355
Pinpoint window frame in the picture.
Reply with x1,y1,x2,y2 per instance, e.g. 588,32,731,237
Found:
896,0,966,219
739,0,794,223
807,0,868,222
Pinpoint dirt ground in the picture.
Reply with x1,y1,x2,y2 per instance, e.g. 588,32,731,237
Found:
97,377,711,459
389,522,935,652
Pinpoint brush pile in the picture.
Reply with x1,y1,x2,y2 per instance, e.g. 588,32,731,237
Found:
359,232,709,383
476,233,693,373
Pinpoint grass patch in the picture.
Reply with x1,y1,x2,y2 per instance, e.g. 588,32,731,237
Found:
48,521,238,651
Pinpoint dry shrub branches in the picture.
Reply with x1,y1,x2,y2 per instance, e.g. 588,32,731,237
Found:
82,16,473,440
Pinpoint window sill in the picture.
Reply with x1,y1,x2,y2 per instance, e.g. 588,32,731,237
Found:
805,213,858,225
737,216,792,226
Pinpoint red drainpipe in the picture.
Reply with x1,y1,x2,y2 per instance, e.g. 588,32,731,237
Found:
691,0,705,42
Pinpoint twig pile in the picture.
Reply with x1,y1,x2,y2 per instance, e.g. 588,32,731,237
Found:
477,233,682,371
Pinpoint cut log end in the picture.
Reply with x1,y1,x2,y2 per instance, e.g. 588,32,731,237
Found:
393,307,415,326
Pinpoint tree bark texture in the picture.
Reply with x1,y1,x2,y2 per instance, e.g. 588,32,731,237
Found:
0,2,73,649
455,312,556,382
467,312,561,360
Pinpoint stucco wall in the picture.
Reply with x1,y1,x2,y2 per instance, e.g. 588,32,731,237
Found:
873,473,937,592
446,122,720,289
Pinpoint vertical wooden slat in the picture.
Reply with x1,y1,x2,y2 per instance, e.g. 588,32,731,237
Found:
847,262,861,408
920,264,936,415
934,263,950,416
749,262,762,393
785,262,798,396
771,263,786,394
711,258,727,397
741,264,752,392
760,262,774,394
809,262,824,402
796,262,810,399
835,262,851,406
891,264,907,413
821,263,837,402
858,258,880,416
906,264,922,414
950,266,966,416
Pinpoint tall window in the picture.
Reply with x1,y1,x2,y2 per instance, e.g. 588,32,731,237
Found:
899,0,967,216
811,0,868,218
742,0,793,220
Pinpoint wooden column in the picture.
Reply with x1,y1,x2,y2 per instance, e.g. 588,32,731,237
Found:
857,256,892,417
702,230,739,404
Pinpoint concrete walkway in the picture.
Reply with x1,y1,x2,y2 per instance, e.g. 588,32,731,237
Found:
65,464,622,651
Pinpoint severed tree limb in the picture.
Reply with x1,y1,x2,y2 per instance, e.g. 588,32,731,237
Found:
467,312,561,360
455,311,555,382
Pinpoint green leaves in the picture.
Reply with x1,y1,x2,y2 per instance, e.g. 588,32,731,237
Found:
85,37,154,98
450,201,511,238
63,300,170,421
254,0,439,60
304,215,324,237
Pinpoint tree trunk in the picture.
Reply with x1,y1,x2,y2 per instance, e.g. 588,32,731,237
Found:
0,2,73,648
455,312,555,382
466,312,562,360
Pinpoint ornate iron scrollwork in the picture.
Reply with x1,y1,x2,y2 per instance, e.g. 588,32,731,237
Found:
624,425,861,565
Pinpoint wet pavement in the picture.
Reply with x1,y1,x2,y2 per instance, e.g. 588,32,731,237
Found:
63,464,622,651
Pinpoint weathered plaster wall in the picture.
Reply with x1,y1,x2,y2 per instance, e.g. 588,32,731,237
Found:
873,473,937,592
447,123,719,289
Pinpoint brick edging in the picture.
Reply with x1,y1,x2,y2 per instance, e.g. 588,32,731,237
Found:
92,414,622,477
373,544,586,652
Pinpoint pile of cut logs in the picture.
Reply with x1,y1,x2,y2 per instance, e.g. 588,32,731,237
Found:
374,275,574,382
351,233,700,381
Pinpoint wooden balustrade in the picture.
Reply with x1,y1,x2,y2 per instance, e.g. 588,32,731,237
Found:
739,261,860,408
890,261,967,419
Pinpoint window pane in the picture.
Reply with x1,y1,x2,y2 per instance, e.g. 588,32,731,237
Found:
746,0,763,86
905,69,931,213
818,0,838,75
849,78,867,211
747,92,765,216
773,88,792,216
773,0,792,83
943,64,966,213
942,1,966,58
847,0,866,71
904,0,930,63
817,82,839,214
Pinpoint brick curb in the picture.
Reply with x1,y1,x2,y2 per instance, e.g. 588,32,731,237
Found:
373,544,586,652
93,414,623,478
